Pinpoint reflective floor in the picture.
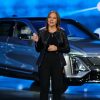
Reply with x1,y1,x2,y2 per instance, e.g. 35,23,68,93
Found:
0,76,100,100
0,89,100,100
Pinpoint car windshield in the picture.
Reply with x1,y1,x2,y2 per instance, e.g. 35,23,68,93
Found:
32,20,92,41
0,20,33,40
61,22,90,40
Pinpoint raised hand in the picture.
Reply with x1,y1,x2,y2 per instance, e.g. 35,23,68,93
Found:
32,33,39,42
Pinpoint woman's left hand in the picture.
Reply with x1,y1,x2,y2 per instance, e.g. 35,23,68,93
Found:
48,45,57,51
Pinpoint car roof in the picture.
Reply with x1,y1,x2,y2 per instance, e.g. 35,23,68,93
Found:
0,17,99,39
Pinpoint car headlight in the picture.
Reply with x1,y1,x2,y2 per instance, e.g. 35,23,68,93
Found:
71,56,89,74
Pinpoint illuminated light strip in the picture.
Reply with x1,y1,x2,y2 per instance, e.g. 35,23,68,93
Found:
63,2,100,16
97,2,100,11
64,7,97,16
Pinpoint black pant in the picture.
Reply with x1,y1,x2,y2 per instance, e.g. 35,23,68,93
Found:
39,53,63,100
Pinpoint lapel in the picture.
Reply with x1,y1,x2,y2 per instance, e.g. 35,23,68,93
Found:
43,32,50,45
54,31,63,44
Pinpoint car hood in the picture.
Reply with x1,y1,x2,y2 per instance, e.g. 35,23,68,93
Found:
69,39,100,56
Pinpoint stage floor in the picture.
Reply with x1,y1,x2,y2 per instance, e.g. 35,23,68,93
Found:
0,76,100,100
0,89,100,100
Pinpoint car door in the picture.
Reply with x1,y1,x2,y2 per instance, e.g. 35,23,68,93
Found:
5,20,39,74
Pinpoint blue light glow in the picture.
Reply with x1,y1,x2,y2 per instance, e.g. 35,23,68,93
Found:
0,0,100,17
91,41,100,44
0,76,33,90
65,83,100,98
0,76,100,98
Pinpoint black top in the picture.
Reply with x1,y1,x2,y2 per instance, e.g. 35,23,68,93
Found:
46,32,58,52
35,28,70,67
44,32,60,64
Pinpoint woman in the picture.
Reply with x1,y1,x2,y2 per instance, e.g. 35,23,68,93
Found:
32,11,70,100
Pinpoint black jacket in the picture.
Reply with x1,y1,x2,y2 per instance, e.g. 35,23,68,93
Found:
35,27,70,67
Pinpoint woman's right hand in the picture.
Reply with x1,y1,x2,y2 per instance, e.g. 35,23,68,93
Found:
32,33,39,42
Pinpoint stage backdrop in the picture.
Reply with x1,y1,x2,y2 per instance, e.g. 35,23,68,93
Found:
0,0,100,33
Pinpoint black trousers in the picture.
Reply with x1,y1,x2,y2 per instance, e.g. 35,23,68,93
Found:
39,53,63,100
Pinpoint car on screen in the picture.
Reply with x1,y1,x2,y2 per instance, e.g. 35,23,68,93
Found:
0,17,100,93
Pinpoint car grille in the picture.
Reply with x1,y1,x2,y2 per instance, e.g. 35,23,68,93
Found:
87,57,100,66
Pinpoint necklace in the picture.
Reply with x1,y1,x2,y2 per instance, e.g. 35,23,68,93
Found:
51,34,54,37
